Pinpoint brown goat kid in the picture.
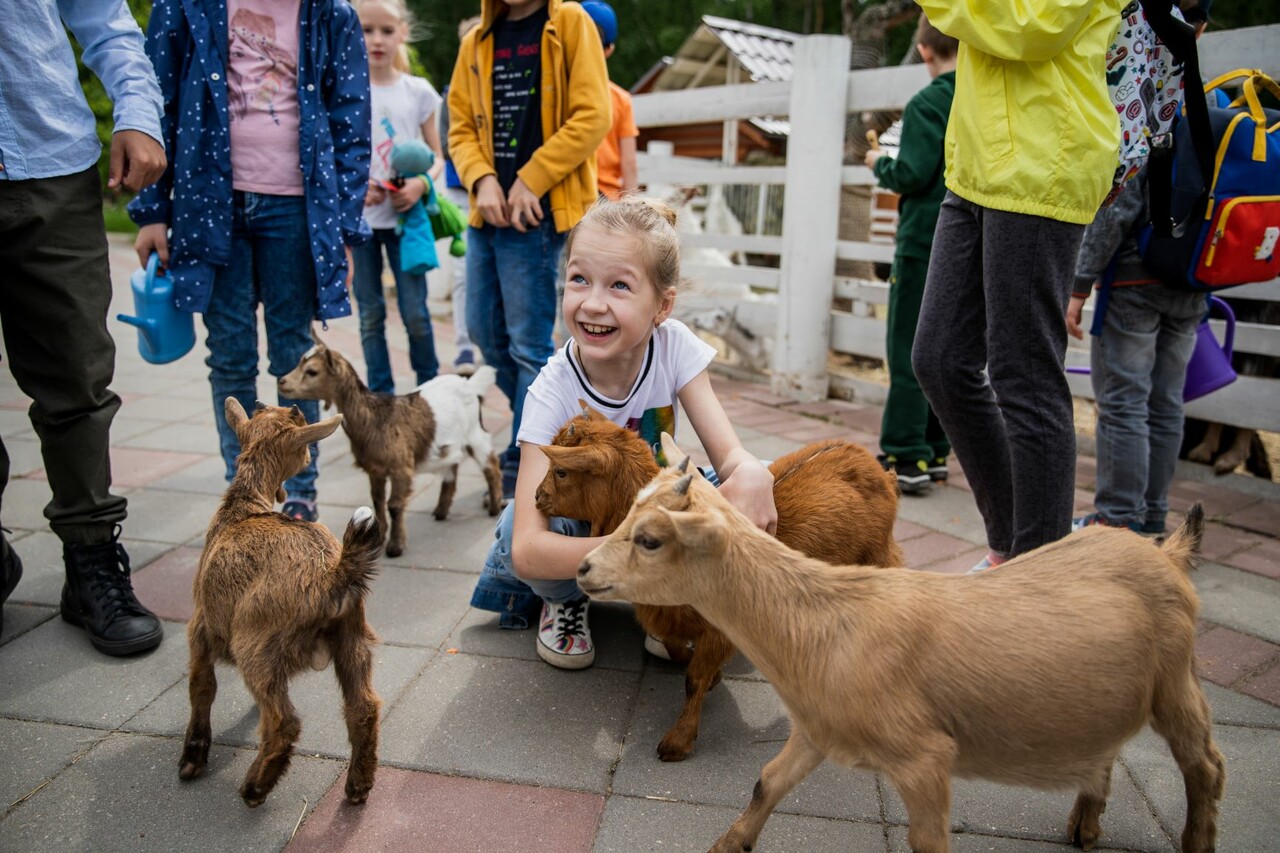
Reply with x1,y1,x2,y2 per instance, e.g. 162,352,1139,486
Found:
535,406,901,761
279,332,502,557
578,465,1225,853
184,399,384,808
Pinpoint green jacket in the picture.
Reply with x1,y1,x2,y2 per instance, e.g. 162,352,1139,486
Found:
873,71,954,261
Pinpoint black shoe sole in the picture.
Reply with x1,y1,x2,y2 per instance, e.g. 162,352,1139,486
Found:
59,601,163,656
897,475,932,494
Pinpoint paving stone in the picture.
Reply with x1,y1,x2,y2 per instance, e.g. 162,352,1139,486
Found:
1222,502,1280,538
613,671,880,821
288,766,604,852
0,603,56,647
1194,562,1280,645
117,488,224,545
449,599,648,672
1218,536,1280,580
777,421,854,443
823,406,886,434
131,546,203,623
736,389,797,408
885,826,1145,852
126,644,432,759
1237,660,1280,706
1203,678,1280,727
0,618,188,728
1198,522,1264,564
1124,724,1278,853
920,547,988,575
144,454,231,496
0,478,54,530
376,512,499,573
1195,626,1280,688
106,447,206,488
0,732,342,852
364,566,475,648
900,531,981,569
594,796,888,853
0,719,106,809
119,394,215,423
6,532,174,608
881,762,1170,852
0,407,36,439
893,518,931,542
379,653,638,792
2,436,44,478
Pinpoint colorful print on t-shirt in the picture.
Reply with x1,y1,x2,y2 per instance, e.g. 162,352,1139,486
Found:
491,9,546,192
227,0,303,194
626,406,677,467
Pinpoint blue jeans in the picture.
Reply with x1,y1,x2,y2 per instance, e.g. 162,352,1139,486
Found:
471,502,590,628
464,214,564,467
204,192,321,500
1091,286,1206,528
351,227,439,393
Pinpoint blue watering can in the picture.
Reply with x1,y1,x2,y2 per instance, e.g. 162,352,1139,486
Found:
1066,295,1237,402
118,253,195,364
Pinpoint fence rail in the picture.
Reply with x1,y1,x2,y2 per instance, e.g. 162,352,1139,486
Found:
632,24,1280,432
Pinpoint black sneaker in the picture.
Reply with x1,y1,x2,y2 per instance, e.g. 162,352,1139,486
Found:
879,455,931,493
1,532,23,636
61,529,162,656
926,457,949,482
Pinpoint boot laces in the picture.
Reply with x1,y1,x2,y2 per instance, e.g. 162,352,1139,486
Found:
78,540,147,625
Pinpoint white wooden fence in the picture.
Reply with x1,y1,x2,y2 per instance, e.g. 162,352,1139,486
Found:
632,24,1280,433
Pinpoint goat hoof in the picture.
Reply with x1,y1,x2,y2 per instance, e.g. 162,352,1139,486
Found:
1187,444,1215,464
656,738,693,763
239,782,268,808
178,760,205,781
385,542,403,558
345,779,373,805
433,509,448,521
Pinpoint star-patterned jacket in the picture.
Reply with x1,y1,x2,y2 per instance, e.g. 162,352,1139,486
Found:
128,0,370,321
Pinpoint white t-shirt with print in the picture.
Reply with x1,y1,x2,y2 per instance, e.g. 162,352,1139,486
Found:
517,319,717,461
366,74,442,230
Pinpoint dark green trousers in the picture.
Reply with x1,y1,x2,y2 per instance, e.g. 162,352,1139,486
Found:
0,167,126,544
880,254,949,464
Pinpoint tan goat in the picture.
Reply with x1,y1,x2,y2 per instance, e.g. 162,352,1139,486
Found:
279,332,502,557
577,453,1225,853
183,399,384,808
535,406,901,761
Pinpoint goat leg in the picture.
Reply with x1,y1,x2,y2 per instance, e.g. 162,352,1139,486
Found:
1151,674,1225,853
886,741,958,853
179,623,217,781
1067,765,1113,851
1212,427,1253,475
1187,422,1223,465
658,628,734,762
369,473,389,544
385,470,412,557
331,617,382,805
482,452,502,516
434,465,458,521
239,675,302,807
711,730,825,853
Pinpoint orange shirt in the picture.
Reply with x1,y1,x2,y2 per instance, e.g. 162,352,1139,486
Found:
596,81,638,199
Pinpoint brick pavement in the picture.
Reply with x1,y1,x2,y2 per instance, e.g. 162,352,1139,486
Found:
0,235,1276,852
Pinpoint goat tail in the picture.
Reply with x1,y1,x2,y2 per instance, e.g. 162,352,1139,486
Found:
466,365,497,397
338,506,382,597
1161,502,1204,576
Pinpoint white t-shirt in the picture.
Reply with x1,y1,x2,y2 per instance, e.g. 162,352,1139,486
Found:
518,320,717,461
366,74,442,230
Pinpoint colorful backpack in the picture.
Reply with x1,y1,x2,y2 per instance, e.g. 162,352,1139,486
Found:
1140,69,1280,291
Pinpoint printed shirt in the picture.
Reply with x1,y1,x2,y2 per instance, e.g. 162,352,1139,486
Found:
518,319,716,464
0,0,162,180
491,8,547,192
366,74,442,230
128,0,370,321
226,0,303,194
596,81,638,199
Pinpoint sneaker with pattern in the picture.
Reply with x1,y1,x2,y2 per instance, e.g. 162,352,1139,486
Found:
537,597,594,669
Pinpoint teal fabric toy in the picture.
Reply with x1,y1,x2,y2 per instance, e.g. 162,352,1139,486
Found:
387,135,440,276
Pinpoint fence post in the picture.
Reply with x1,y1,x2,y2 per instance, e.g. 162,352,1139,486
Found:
771,35,850,402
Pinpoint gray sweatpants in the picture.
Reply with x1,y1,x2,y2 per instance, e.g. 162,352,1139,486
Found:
912,192,1083,558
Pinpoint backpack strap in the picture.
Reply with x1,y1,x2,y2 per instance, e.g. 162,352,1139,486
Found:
1089,256,1120,338
1139,0,1215,238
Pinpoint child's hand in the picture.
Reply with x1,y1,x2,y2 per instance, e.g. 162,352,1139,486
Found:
391,177,426,213
365,181,386,206
1066,294,1088,340
474,175,510,227
864,149,886,169
135,223,170,268
507,178,543,233
109,129,166,193
719,459,778,536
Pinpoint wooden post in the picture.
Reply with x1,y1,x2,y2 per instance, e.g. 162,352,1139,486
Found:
772,35,850,402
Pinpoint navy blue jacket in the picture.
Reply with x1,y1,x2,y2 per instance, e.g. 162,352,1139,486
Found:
129,0,370,321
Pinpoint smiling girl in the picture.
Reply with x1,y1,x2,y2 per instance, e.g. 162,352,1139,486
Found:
471,196,777,670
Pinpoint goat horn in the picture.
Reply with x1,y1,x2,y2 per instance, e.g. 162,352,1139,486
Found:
673,473,693,495
567,423,576,436
676,456,690,473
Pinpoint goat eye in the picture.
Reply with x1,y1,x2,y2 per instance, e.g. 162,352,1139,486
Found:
633,532,662,551
304,369,317,378
555,468,567,479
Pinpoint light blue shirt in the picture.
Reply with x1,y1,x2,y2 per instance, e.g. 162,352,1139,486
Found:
0,0,162,180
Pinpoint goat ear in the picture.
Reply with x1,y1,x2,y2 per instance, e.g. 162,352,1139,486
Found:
296,413,344,445
546,444,612,472
225,397,250,430
658,506,724,552
659,432,687,469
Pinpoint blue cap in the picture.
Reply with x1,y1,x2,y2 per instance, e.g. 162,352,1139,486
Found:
581,1,618,47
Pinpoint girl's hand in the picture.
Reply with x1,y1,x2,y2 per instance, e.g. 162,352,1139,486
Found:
135,223,170,268
719,458,778,536
1066,294,1088,340
391,177,425,213
365,181,386,206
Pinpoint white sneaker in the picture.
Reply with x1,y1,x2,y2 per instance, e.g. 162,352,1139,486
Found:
537,598,594,669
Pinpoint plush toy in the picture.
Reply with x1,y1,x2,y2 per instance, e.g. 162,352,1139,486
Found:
385,137,440,276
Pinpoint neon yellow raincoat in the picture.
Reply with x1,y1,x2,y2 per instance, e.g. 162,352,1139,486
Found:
917,0,1124,225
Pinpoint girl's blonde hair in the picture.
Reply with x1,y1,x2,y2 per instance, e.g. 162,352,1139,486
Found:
565,196,686,295
353,0,416,73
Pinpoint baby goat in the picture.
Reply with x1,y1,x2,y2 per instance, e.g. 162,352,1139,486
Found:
184,399,384,807
279,332,502,557
535,406,901,761
579,459,1225,853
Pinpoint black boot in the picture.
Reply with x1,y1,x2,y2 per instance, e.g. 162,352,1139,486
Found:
1,532,23,636
61,529,162,656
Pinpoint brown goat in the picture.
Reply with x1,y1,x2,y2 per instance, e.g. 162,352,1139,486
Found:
183,399,384,807
279,332,502,557
578,463,1225,853
534,404,901,761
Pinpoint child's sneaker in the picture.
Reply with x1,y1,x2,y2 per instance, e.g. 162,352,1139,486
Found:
281,498,318,523
537,597,594,670
878,455,931,494
926,457,949,482
1071,512,1144,533
967,551,1008,574
453,348,477,377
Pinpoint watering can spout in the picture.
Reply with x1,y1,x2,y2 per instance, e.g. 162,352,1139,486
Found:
117,313,159,350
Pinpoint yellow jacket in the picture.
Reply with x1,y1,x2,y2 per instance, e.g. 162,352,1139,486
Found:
447,0,611,232
917,0,1123,225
